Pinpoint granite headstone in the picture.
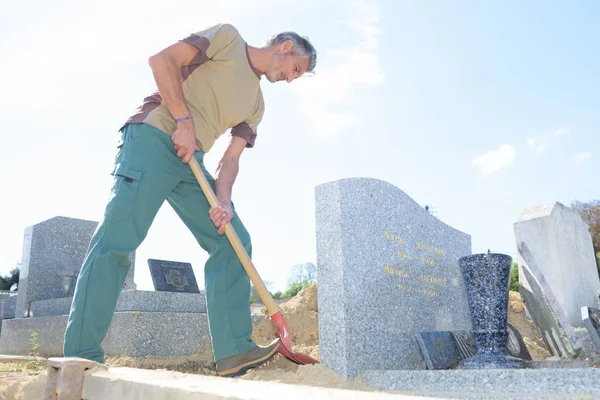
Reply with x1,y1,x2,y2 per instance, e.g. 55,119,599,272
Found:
315,177,472,378
514,202,600,328
15,216,136,318
0,292,17,320
148,259,200,293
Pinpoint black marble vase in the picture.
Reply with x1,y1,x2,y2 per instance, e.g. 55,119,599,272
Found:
458,253,525,369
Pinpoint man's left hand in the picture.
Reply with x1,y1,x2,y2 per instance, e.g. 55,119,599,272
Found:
209,203,234,235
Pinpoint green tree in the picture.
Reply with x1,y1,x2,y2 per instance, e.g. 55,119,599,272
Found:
571,200,600,274
272,291,282,300
282,280,310,299
249,285,261,303
0,267,19,291
510,262,519,292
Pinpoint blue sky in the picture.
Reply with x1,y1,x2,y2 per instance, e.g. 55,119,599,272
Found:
0,0,597,291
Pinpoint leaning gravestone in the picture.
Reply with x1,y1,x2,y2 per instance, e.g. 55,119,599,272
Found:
148,259,200,293
517,242,581,359
514,202,600,328
315,177,472,378
15,216,136,318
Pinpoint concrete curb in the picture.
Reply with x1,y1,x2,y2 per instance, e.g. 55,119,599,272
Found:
82,366,445,400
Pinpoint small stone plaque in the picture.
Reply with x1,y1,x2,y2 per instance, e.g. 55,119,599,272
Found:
148,259,200,293
582,306,600,353
452,331,476,360
417,324,529,370
417,331,463,370
417,330,476,370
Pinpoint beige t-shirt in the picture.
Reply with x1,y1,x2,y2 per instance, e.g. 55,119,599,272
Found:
123,23,264,152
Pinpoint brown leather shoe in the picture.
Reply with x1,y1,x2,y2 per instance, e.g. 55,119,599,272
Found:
216,338,280,377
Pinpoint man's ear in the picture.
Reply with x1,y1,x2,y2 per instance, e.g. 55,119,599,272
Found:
281,39,294,53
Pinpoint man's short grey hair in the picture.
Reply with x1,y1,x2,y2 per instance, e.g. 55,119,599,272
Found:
268,32,317,73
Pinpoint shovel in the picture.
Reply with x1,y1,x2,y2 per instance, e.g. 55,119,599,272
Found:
189,157,319,365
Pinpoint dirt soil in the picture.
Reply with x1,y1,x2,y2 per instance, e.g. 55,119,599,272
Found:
0,284,553,399
0,370,46,400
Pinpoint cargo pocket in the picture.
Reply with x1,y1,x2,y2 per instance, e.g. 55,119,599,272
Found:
106,161,145,223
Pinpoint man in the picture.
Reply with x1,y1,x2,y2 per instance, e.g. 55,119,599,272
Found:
63,23,317,378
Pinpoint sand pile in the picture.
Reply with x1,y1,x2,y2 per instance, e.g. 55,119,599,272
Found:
0,371,46,400
244,282,370,390
251,282,319,359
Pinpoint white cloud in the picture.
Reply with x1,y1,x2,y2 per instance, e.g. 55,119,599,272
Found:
472,145,516,175
527,138,546,154
291,0,384,138
553,128,571,137
572,152,591,164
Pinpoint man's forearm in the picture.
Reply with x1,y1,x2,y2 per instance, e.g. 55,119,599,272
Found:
214,157,240,205
148,54,191,120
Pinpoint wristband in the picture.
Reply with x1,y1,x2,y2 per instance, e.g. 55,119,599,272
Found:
174,116,192,123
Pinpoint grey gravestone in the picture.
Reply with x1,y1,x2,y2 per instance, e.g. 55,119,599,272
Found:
514,202,600,328
0,292,17,320
315,177,472,378
148,259,200,293
581,306,600,353
16,216,136,318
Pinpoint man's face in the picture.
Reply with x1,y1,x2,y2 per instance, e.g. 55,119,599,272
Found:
265,42,310,83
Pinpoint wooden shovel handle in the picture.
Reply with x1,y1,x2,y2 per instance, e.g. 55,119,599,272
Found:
189,157,279,316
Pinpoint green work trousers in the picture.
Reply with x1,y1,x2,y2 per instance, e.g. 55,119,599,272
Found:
63,123,256,363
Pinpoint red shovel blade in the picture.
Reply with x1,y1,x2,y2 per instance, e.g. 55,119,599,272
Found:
271,311,319,365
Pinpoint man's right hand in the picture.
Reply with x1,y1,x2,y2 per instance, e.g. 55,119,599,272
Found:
172,119,196,163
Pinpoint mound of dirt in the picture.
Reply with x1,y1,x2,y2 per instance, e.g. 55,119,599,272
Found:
244,282,369,389
0,371,46,400
251,282,319,360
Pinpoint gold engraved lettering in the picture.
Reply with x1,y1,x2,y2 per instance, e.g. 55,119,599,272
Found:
422,289,438,298
422,257,436,266
398,249,410,259
398,283,412,292
384,265,409,278
384,231,407,245
419,274,448,287
416,241,445,257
